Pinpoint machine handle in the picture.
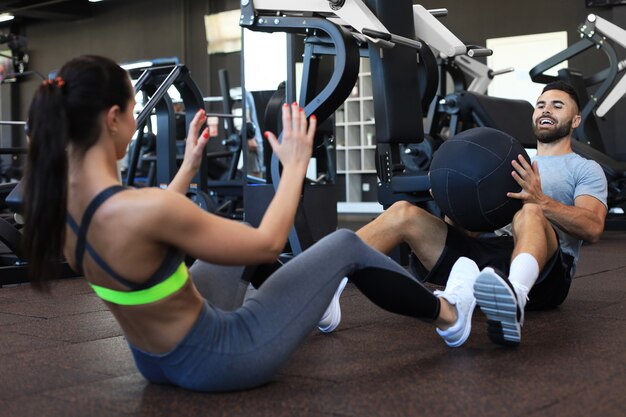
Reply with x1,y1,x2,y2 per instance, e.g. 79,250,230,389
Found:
428,8,448,17
489,67,515,77
467,48,493,57
362,28,422,50
362,28,391,41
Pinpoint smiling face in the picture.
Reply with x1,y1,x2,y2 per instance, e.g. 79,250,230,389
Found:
532,89,581,144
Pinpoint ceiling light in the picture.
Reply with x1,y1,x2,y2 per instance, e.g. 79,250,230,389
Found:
0,13,15,23
120,61,153,71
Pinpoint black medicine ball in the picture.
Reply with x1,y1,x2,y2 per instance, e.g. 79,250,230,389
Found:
429,127,530,232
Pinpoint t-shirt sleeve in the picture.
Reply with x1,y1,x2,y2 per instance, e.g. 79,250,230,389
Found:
575,160,608,207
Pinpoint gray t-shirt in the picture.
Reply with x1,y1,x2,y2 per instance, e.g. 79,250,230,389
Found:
496,152,607,275
533,153,607,272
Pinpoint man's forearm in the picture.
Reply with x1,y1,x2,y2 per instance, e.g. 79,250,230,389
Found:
540,197,605,243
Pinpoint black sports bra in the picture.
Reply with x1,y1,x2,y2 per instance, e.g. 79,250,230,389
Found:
66,185,188,305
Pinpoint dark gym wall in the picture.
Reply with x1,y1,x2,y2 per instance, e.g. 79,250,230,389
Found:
15,0,232,121
11,0,626,157
416,0,615,73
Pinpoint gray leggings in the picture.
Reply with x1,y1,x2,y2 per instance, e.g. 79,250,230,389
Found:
128,229,439,392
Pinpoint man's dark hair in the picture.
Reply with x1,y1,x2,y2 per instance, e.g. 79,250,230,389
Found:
542,81,581,113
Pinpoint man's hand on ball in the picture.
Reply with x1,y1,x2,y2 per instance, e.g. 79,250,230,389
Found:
507,154,547,205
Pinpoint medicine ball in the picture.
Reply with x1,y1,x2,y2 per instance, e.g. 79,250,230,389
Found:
429,127,530,232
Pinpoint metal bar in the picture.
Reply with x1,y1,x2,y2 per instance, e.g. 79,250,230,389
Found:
248,0,390,42
428,8,448,17
413,4,465,57
0,148,27,154
361,28,422,49
125,128,145,186
205,113,243,118
135,66,182,128
467,48,492,58
0,121,26,126
529,38,595,84
594,14,626,50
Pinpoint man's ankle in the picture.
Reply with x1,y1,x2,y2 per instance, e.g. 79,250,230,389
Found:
509,280,530,311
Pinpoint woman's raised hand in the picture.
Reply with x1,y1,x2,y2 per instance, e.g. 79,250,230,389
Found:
264,102,316,171
182,109,210,173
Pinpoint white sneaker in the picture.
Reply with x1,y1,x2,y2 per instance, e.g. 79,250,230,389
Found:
318,277,349,333
434,257,479,347
473,267,524,346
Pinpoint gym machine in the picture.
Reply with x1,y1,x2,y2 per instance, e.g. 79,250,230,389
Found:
416,53,515,170
426,55,514,135
240,0,364,254
239,0,487,252
127,64,252,217
128,65,206,190
0,120,29,286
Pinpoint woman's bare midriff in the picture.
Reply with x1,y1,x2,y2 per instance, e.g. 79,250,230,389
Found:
104,279,206,354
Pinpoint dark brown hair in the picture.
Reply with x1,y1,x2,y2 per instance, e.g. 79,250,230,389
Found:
542,81,581,114
23,55,132,290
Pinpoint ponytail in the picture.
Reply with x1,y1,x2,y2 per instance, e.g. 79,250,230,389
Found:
22,56,132,291
22,79,69,290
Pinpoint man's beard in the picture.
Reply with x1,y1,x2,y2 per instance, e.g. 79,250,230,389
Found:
533,119,572,144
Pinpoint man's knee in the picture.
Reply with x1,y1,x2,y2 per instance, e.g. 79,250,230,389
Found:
514,203,544,221
383,200,427,229
512,204,548,232
380,201,447,248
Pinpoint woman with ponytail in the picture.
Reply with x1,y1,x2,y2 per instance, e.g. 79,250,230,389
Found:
22,55,479,392
23,75,70,289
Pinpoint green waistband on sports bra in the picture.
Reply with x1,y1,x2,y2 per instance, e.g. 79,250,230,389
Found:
88,262,189,306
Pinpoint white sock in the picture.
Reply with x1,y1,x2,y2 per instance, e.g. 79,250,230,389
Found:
508,253,539,310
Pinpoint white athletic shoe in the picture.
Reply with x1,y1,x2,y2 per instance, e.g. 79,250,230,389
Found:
473,267,524,347
434,257,480,347
318,277,349,333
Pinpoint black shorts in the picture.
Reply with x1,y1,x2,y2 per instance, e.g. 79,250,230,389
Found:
410,224,575,310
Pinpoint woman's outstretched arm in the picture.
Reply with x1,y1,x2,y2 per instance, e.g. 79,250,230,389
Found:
147,103,316,265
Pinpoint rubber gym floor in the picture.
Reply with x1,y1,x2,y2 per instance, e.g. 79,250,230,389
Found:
1,217,625,417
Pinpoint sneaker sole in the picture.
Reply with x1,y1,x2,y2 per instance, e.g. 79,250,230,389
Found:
318,277,348,333
473,272,521,347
